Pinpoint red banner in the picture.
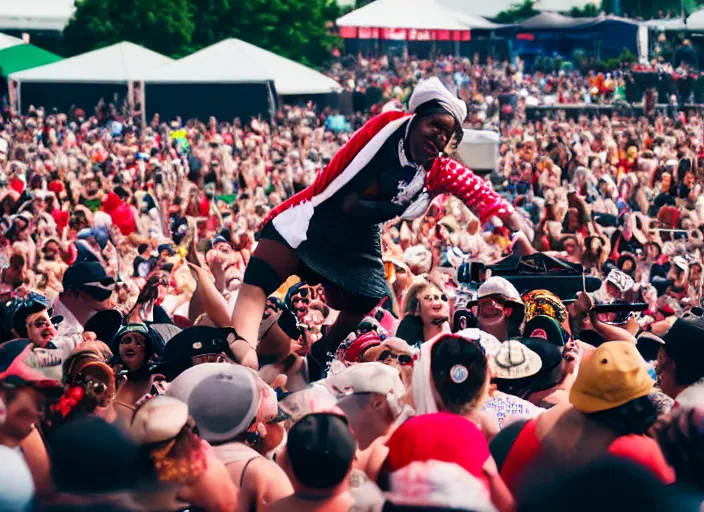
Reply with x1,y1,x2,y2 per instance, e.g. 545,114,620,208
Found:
381,28,407,40
358,27,380,39
408,29,432,41
517,33,535,41
435,30,450,41
339,26,357,39
342,27,470,41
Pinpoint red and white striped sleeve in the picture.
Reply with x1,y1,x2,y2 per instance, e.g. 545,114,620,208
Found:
425,157,514,224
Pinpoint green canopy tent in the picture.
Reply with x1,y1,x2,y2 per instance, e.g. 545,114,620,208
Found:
0,44,62,77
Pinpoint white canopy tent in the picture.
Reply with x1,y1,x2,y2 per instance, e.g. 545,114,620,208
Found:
142,38,342,95
336,0,494,31
642,18,686,31
687,9,704,31
0,0,75,31
10,41,172,83
0,33,22,51
9,42,172,114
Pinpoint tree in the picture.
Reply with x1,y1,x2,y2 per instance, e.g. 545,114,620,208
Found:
354,0,375,7
64,0,195,58
218,0,342,67
569,4,600,17
189,0,232,50
65,0,340,68
494,0,538,24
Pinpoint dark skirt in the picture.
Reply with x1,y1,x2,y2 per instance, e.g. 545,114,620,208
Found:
259,215,389,301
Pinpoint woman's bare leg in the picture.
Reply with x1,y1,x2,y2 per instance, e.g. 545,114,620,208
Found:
230,283,268,368
230,239,300,369
188,263,232,327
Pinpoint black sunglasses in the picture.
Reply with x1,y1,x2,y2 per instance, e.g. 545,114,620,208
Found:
377,350,413,366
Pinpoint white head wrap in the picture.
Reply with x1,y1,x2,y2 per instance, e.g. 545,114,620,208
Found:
409,77,467,126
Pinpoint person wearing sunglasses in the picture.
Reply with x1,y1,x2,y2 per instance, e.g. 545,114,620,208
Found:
362,337,415,391
52,261,115,338
397,276,451,344
11,293,63,349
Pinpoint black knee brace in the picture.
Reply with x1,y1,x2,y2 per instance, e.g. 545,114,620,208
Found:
243,257,284,296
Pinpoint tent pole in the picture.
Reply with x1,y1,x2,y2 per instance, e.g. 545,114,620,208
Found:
8,80,16,115
140,81,146,129
128,81,135,120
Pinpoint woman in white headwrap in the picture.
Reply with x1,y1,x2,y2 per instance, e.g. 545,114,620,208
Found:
229,78,530,372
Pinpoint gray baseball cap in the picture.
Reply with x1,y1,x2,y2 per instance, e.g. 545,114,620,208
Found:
168,363,259,443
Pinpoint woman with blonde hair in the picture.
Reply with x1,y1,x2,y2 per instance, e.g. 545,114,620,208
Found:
396,275,450,344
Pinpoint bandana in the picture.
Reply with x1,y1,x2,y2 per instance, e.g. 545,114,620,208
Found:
409,77,467,127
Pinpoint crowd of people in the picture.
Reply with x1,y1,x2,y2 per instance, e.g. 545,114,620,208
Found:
0,52,702,512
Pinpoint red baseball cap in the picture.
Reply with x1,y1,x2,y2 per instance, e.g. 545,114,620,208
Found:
384,413,491,490
344,331,382,363
0,345,63,398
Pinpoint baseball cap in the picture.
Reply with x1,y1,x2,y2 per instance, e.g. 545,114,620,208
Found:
210,234,229,248
278,385,338,423
155,326,238,380
326,362,406,398
167,363,260,443
456,328,502,357
344,331,383,363
62,261,115,300
661,316,704,386
570,341,653,414
129,395,189,445
383,413,490,490
0,344,63,398
157,243,176,256
286,413,356,490
523,314,568,347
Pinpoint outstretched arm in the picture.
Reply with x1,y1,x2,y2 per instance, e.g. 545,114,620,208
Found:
425,157,532,238
425,157,514,223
